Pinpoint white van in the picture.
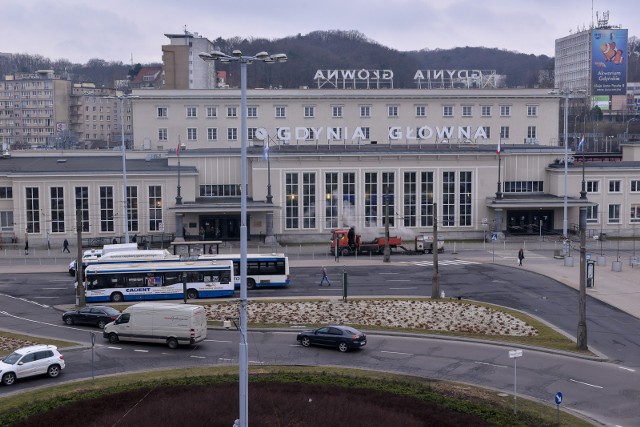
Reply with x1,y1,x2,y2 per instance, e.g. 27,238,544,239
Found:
103,302,208,349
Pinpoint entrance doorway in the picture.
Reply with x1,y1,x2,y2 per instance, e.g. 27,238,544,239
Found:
199,215,242,240
506,210,554,235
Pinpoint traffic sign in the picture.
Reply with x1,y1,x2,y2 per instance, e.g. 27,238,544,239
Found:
491,233,498,241
554,391,563,405
509,349,523,358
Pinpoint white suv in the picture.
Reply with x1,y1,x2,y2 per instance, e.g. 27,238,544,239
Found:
0,345,65,386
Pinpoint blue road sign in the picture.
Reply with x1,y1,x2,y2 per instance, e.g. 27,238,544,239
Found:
491,233,498,241
554,391,563,405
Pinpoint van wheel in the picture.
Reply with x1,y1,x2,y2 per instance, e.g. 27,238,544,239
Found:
167,338,178,349
2,372,16,386
110,292,124,302
187,289,199,299
108,333,119,344
47,364,61,378
247,279,256,290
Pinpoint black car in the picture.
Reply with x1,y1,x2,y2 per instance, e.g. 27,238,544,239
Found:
62,306,120,329
296,325,366,352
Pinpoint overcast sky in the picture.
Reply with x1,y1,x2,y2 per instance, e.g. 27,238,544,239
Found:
2,0,638,64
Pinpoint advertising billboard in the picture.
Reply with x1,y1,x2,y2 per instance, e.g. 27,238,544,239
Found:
592,29,628,95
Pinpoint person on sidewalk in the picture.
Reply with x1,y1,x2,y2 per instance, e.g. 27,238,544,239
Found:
518,248,525,266
63,239,70,253
319,266,331,286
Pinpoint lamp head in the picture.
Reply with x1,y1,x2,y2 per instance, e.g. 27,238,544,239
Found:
254,51,269,61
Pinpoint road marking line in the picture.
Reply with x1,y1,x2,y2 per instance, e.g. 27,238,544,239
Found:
387,279,411,282
379,272,399,275
190,355,206,359
134,349,149,353
249,360,264,364
205,339,232,343
219,358,234,362
569,378,603,389
107,346,122,350
475,361,508,368
42,287,67,290
389,287,418,290
619,366,636,372
0,293,50,308
381,350,412,356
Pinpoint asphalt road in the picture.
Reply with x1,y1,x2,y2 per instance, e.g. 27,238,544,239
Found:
2,261,640,425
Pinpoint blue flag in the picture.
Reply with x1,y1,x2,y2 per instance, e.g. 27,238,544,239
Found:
577,137,585,152
262,142,270,160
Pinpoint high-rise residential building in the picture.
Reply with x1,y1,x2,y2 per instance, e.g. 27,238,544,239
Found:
162,30,216,89
0,70,71,149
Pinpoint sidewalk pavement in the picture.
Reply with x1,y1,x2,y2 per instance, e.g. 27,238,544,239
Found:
3,239,639,320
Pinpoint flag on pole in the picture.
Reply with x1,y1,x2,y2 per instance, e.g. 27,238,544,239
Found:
262,141,270,160
496,139,501,155
176,142,180,157
577,136,585,152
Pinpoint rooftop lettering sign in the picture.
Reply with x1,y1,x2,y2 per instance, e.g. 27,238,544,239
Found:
413,69,500,89
314,69,394,89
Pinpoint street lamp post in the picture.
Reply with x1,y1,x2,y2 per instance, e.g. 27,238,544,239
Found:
106,94,138,243
199,50,287,427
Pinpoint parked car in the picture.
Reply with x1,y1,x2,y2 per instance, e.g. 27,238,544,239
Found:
0,345,65,386
62,306,120,329
296,325,366,352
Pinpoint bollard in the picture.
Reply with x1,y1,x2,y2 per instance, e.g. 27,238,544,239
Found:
342,270,348,301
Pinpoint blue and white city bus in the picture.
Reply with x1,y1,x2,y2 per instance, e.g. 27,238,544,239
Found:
199,254,290,289
82,260,234,303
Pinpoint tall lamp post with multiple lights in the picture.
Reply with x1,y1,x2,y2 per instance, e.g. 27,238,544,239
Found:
199,49,287,427
107,94,138,243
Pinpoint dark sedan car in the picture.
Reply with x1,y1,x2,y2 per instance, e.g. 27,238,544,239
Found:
62,306,120,329
296,325,366,352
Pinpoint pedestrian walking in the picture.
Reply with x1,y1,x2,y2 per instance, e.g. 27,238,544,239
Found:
319,266,331,286
63,238,70,253
518,248,525,266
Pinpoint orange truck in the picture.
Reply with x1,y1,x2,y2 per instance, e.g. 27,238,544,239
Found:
330,229,402,256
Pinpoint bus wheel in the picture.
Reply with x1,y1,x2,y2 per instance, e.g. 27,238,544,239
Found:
108,333,119,344
187,289,199,299
247,278,256,290
341,248,350,257
167,338,178,349
110,292,124,302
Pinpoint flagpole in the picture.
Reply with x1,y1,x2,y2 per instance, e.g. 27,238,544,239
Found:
579,137,587,200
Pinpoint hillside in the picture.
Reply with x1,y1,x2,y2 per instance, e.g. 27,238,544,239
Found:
1,30,638,89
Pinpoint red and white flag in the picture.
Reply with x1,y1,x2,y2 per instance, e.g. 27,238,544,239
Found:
496,139,501,155
176,142,180,156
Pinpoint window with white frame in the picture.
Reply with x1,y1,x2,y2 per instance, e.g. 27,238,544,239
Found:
325,172,339,229
332,105,343,118
329,127,342,140
25,187,40,233
442,105,454,117
631,180,640,192
442,172,455,226
500,126,510,139
148,185,162,231
360,127,370,140
285,173,299,229
127,186,138,233
248,127,258,141
416,105,426,117
247,106,257,118
304,106,315,117
481,105,492,117
99,186,114,232
462,105,472,117
75,186,89,232
388,105,399,117
587,180,599,193
403,172,417,227
608,204,620,223
459,171,472,226
482,126,491,138
186,106,197,118
0,187,12,199
187,128,197,141
275,106,286,118
158,128,168,141
527,105,538,117
364,172,378,227
586,205,598,223
609,180,621,193
50,187,65,233
157,107,167,118
227,128,238,141
206,106,217,117
0,211,13,231
500,105,511,117
226,106,237,117
207,128,217,141
631,204,640,223
360,105,371,117
527,126,537,138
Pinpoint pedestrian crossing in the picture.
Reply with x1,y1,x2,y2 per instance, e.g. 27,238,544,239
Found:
401,259,480,267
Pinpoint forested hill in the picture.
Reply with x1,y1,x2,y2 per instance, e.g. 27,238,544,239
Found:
2,30,638,89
